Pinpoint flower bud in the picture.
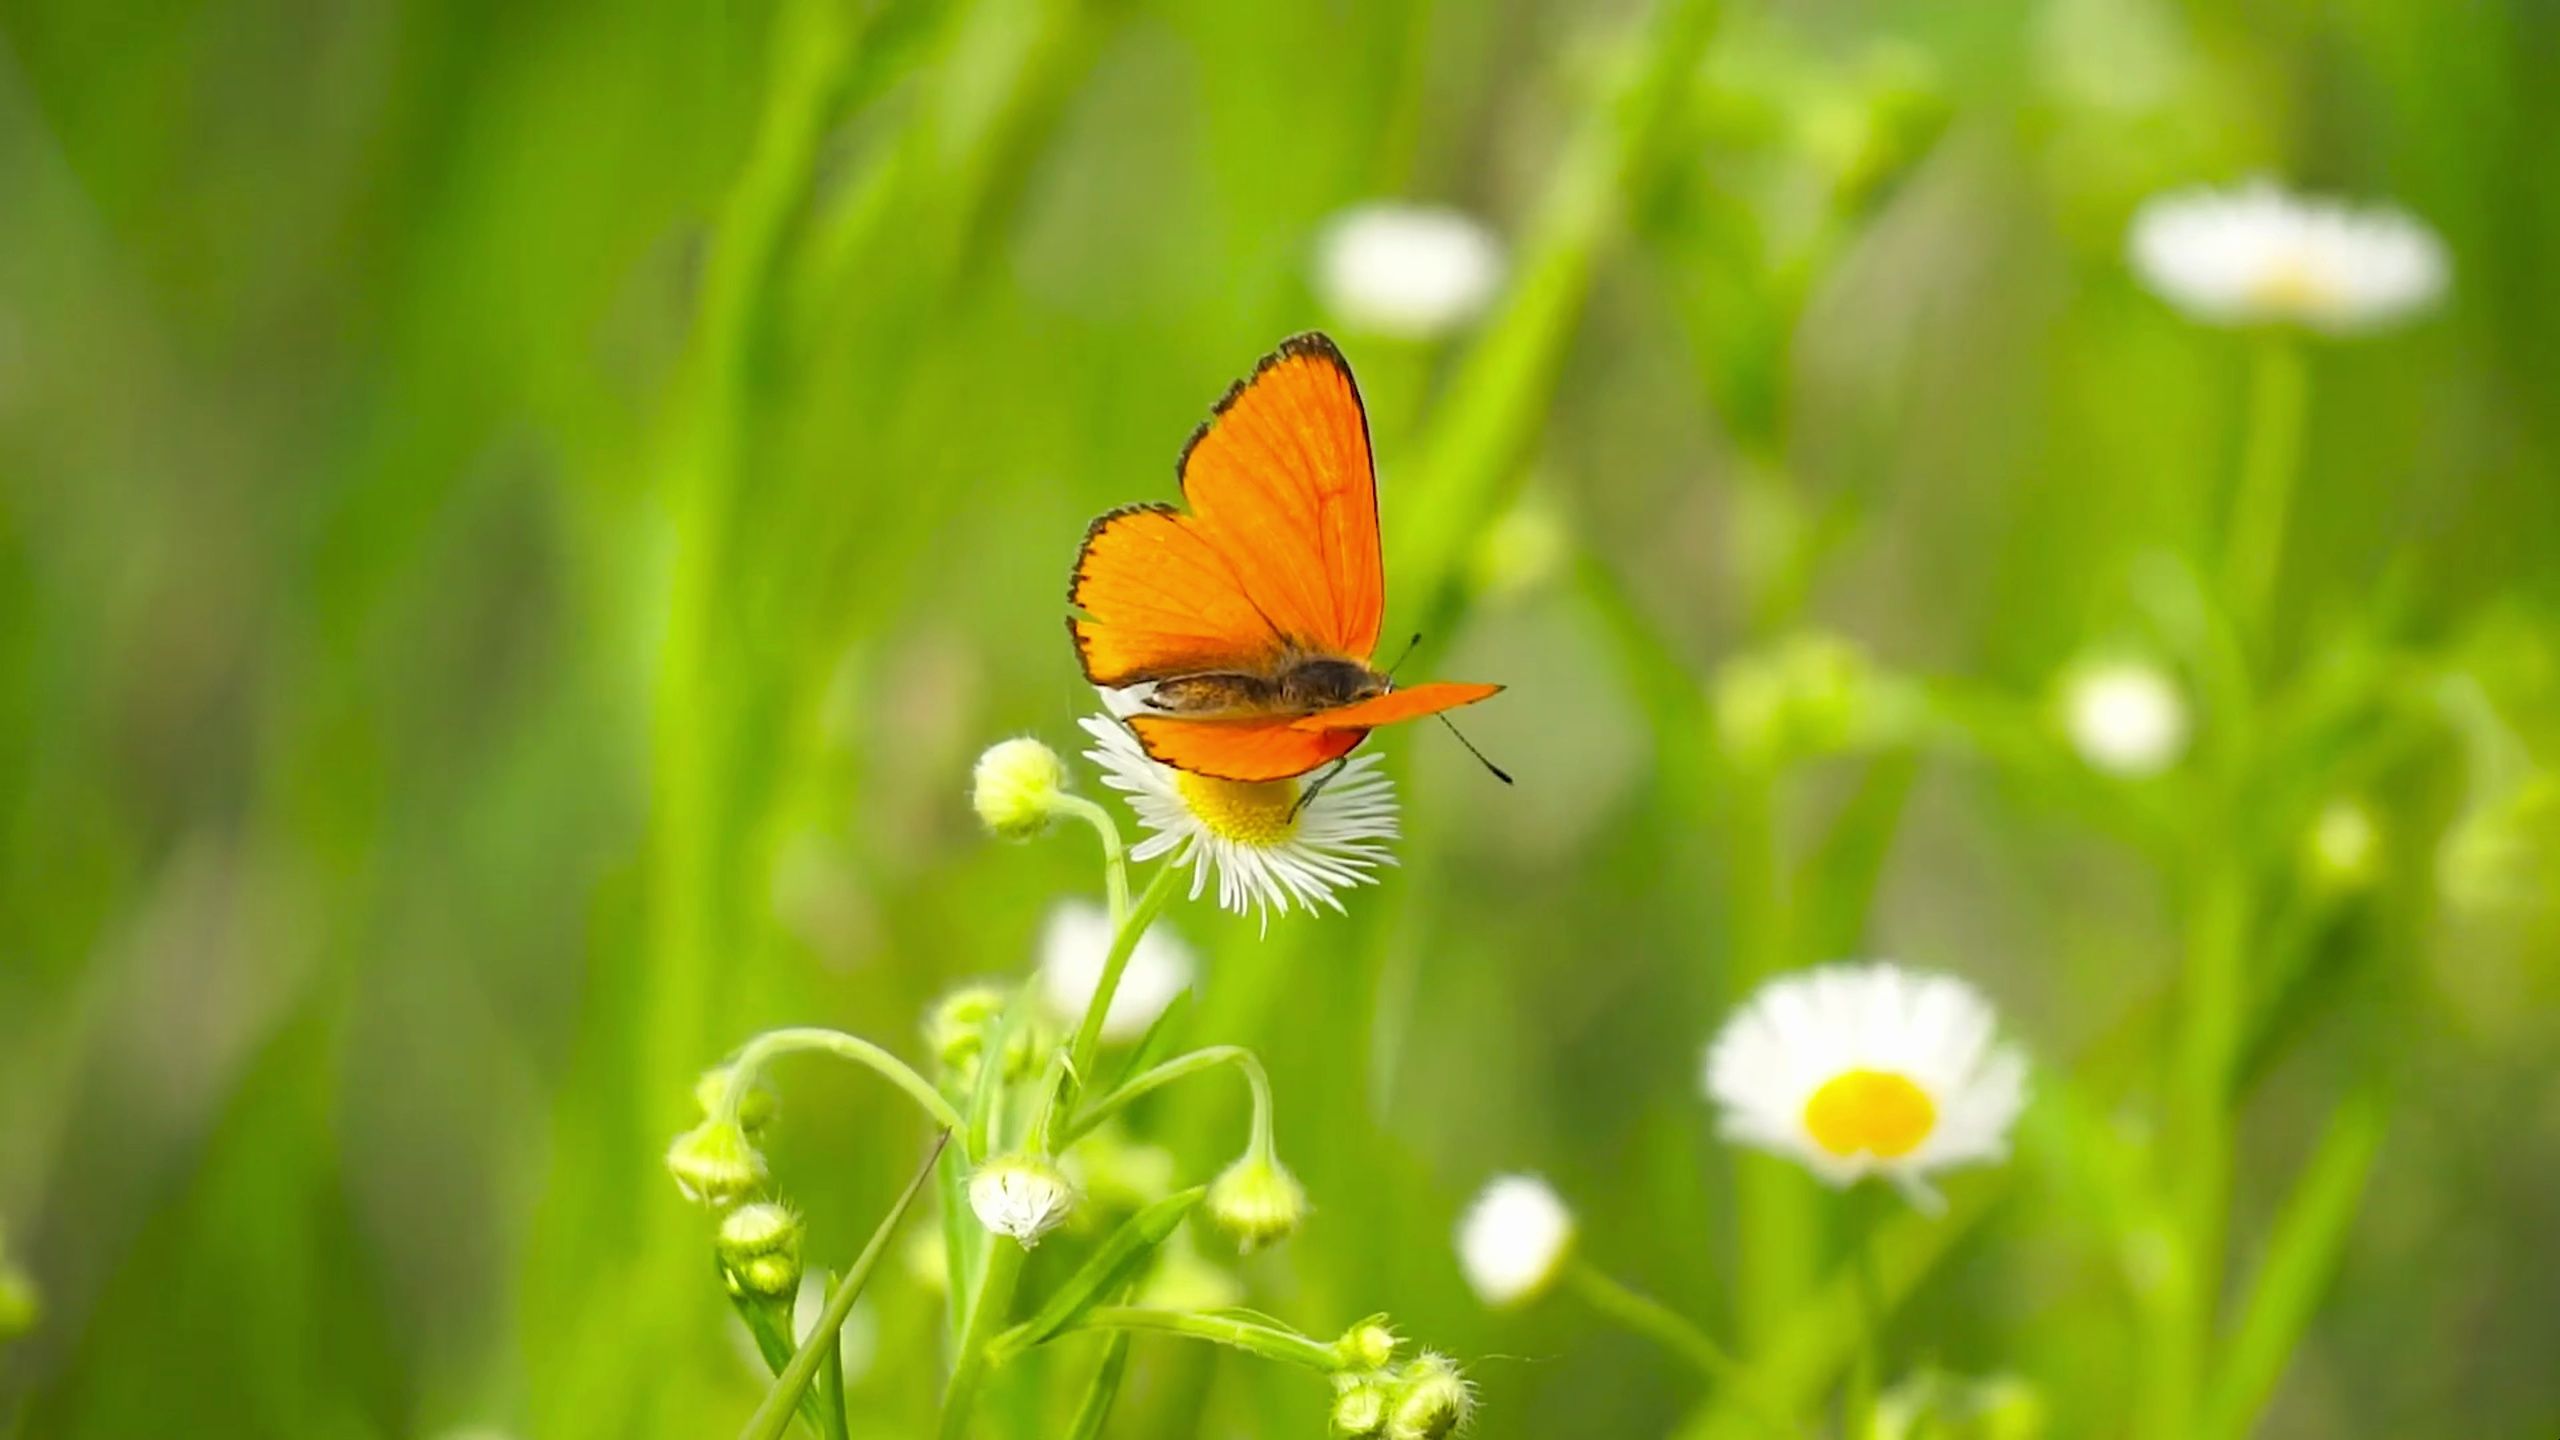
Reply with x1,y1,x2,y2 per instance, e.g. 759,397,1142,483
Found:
1386,1352,1475,1440
0,1256,36,1342
693,1066,778,1135
1330,1374,1391,1438
717,1202,805,1303
2302,798,2382,892
2059,657,2189,778
665,1118,768,1206
1457,1173,1575,1308
1205,1153,1308,1252
968,1154,1076,1249
1335,1315,1399,1370
972,737,1067,840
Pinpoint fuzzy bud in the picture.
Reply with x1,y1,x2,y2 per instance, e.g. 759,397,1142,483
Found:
717,1202,805,1302
665,1118,768,1206
1336,1314,1400,1371
1387,1352,1475,1440
1330,1374,1391,1438
1205,1153,1308,1252
972,738,1067,840
969,1154,1077,1249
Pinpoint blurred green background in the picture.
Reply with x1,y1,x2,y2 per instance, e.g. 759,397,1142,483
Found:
4,0,2557,1436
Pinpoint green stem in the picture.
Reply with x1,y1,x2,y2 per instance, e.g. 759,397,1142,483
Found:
2156,851,2249,1439
1567,1264,1795,1437
1063,1329,1136,1440
1847,1188,1887,1440
741,1132,948,1440
2223,337,2307,634
1053,793,1131,928
937,1239,1027,1440
724,1026,968,1140
1058,1045,1270,1151
1057,863,1184,1111
1046,1306,1344,1373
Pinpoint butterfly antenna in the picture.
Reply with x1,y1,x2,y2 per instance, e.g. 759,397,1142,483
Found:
1437,715,1513,785
1382,632,1424,679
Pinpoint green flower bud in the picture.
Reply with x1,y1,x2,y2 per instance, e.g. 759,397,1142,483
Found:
717,1202,805,1302
1205,1153,1308,1252
0,1257,37,1342
665,1118,767,1206
924,985,1044,1086
1335,1314,1399,1371
2302,798,2383,892
1331,1374,1391,1438
1386,1352,1474,1440
969,1154,1076,1249
972,737,1067,840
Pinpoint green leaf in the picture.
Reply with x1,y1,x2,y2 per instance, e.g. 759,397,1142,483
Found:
740,1132,950,1440
1063,1320,1136,1440
988,1187,1206,1364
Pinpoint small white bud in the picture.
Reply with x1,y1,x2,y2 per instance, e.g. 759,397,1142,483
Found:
1456,1173,1574,1308
968,1155,1076,1249
971,737,1067,841
2060,658,2189,777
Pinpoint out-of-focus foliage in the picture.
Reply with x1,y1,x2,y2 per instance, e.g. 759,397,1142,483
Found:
2,0,2555,1436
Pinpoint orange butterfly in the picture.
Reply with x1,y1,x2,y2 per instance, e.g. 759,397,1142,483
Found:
1067,333,1503,783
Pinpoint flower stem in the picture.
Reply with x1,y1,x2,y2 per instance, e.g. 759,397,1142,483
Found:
1057,1045,1270,1151
2223,336,2307,635
1062,864,1184,1098
1053,792,1131,926
937,1237,1026,1440
1567,1263,1796,1436
724,1026,968,1139
1847,1186,1887,1440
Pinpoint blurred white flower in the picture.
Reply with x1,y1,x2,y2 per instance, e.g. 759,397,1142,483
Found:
1080,714,1398,924
1456,1174,1575,1308
1312,203,1505,341
2061,659,2189,777
1038,899,1195,1043
1704,962,2027,1211
2129,179,2448,334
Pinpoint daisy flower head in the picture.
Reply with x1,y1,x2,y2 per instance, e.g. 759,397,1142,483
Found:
1037,898,1196,1042
2129,179,2448,334
1455,1173,1575,1308
1703,962,2027,1211
1078,714,1398,925
1312,202,1506,341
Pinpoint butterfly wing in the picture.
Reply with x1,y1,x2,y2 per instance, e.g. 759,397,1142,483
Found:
1069,334,1384,686
1288,681,1505,732
1125,714,1367,783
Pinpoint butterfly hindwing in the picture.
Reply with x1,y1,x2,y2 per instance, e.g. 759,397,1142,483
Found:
1125,713,1367,784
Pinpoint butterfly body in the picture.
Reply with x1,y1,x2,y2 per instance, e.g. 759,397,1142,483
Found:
1067,333,1501,783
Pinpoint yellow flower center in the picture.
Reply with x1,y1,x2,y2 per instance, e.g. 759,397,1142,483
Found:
1802,1068,1936,1159
2247,257,2338,318
1174,771,1302,846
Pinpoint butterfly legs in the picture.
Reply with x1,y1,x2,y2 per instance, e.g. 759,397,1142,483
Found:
1289,756,1354,820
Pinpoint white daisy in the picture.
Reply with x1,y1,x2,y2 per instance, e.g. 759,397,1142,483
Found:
1037,899,1196,1042
1455,1173,1575,1308
1703,962,2027,1210
1078,714,1398,924
2060,658,2190,778
1312,202,1506,341
2129,179,2449,334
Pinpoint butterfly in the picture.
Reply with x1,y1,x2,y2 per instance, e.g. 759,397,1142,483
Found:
1067,332,1504,783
